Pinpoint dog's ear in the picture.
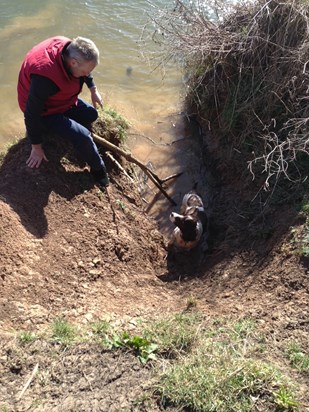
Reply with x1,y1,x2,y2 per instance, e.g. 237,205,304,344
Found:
197,209,208,229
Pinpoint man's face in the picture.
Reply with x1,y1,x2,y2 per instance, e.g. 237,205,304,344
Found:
69,58,97,78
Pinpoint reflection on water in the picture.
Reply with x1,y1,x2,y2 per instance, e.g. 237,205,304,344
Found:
0,0,183,148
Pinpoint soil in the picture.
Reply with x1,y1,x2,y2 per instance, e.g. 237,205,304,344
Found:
0,118,308,412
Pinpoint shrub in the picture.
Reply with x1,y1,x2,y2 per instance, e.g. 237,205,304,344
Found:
146,0,309,192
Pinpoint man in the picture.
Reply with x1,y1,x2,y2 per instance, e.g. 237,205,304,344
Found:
17,35,109,188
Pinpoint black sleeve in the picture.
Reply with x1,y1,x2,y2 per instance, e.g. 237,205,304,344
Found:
24,74,59,144
84,74,95,89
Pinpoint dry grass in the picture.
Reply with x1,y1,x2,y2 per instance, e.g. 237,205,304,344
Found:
143,0,309,192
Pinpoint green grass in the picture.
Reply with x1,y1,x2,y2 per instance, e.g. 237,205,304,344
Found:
300,219,309,257
116,199,126,211
18,331,37,344
50,318,76,344
158,359,297,411
299,202,309,257
154,317,299,412
91,319,110,337
144,312,203,357
286,342,309,373
0,138,20,166
7,314,303,411
97,105,130,143
287,200,309,258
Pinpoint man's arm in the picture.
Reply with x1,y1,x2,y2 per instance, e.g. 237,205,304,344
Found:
84,74,103,109
25,75,59,168
25,74,59,144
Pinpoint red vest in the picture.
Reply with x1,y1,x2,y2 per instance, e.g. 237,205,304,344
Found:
17,36,81,115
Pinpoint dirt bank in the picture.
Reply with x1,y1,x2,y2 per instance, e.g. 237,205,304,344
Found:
0,116,308,411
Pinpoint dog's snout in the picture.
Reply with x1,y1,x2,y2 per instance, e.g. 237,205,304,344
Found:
169,212,177,223
170,212,187,224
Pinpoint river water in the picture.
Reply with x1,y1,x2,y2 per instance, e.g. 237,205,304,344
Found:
0,0,182,146
0,0,206,234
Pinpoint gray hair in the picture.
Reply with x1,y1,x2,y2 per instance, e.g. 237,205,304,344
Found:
66,36,100,64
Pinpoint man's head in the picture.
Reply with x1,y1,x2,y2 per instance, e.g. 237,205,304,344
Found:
64,36,100,78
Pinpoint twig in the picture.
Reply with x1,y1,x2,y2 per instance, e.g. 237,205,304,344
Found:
101,185,119,233
127,132,169,146
17,363,39,401
161,172,184,184
82,370,94,392
105,151,135,184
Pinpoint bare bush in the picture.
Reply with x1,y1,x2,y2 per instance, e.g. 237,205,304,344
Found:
143,0,309,190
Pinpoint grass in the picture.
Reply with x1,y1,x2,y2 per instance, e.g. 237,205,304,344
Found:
301,225,309,257
116,199,126,211
186,294,198,309
0,138,20,166
91,319,110,337
290,200,309,258
47,317,158,363
147,0,309,196
158,359,297,411
50,318,76,344
286,342,309,374
6,314,304,411
18,331,37,344
154,316,299,412
95,105,130,144
144,312,203,357
300,202,309,257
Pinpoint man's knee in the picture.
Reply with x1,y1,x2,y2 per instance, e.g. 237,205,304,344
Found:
88,107,98,123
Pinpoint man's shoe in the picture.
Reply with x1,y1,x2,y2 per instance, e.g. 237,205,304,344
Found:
98,173,110,188
91,168,110,188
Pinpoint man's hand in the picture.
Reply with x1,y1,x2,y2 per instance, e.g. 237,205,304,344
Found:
26,144,48,169
90,86,103,109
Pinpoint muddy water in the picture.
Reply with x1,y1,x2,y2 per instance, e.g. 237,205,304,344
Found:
0,0,205,235
130,114,208,238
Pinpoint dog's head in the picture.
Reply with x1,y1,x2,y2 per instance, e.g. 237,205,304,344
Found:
170,212,199,242
168,191,208,251
169,209,204,250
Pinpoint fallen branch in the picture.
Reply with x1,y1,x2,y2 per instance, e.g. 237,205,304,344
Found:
92,132,177,205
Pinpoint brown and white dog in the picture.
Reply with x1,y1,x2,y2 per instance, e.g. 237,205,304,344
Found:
169,191,207,251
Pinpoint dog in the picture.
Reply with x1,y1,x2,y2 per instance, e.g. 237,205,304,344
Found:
169,191,208,251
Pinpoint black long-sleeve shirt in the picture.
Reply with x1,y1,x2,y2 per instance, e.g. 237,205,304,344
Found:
25,73,95,144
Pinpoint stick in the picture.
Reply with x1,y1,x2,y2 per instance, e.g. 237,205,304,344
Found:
127,132,169,146
82,370,94,392
161,172,183,184
17,363,39,401
105,151,135,184
92,133,177,205
93,132,162,181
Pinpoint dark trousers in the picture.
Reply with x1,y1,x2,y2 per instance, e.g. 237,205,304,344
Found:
42,99,105,172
